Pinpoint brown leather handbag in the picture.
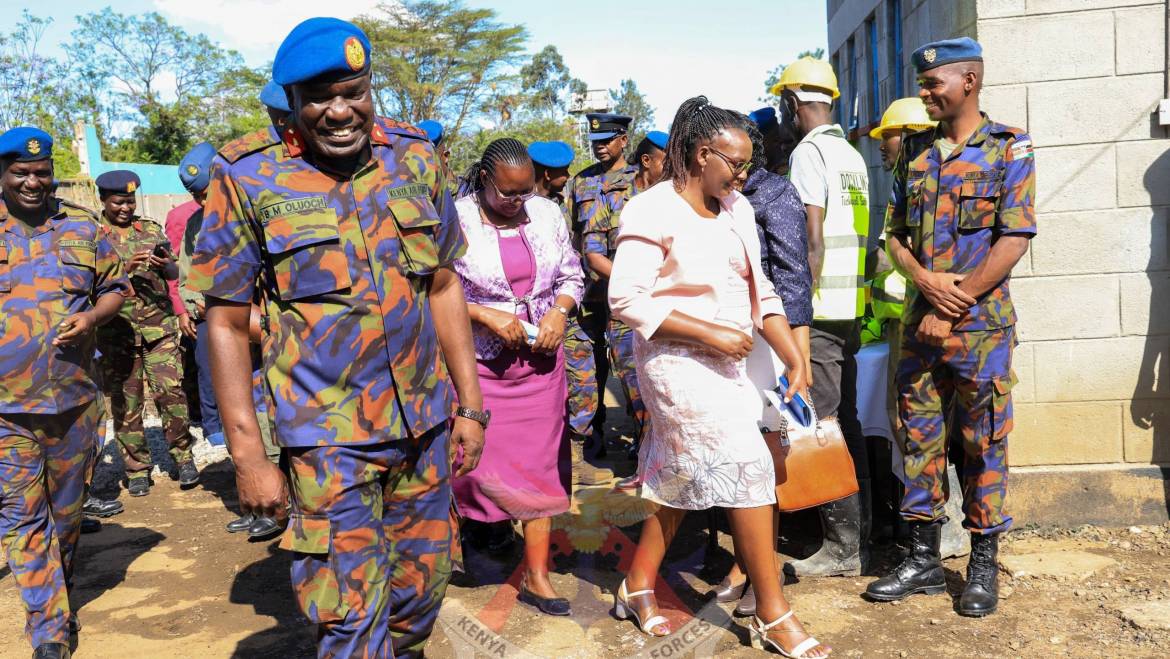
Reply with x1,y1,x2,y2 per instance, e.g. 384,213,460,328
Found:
762,401,859,512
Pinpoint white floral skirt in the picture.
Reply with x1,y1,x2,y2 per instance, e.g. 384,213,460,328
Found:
634,336,777,510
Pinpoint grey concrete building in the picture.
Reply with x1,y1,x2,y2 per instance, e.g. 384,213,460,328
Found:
827,0,1170,525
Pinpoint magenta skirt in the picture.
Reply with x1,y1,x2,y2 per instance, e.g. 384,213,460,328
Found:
453,346,571,522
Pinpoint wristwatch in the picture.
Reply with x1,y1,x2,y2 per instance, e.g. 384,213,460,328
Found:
550,304,570,316
456,406,491,429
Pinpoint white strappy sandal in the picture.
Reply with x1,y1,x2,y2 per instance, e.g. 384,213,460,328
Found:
613,579,671,637
749,610,831,658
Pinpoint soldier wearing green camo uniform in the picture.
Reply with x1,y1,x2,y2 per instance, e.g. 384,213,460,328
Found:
581,130,667,469
93,170,199,497
567,113,637,464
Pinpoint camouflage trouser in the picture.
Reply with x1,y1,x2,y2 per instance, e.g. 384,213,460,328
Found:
99,333,193,475
0,402,98,647
605,316,649,440
563,315,599,441
896,326,1016,534
578,302,610,438
282,426,452,659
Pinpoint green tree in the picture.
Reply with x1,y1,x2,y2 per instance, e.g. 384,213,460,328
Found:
519,45,585,120
355,0,526,136
609,79,655,147
447,116,585,179
70,8,253,162
759,47,826,106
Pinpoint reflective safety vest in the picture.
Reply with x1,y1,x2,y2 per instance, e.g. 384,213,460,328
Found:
800,125,869,320
871,268,907,323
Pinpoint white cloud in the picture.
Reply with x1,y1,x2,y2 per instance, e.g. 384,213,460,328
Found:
152,0,393,64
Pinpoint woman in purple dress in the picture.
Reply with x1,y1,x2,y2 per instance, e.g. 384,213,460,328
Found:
451,138,584,616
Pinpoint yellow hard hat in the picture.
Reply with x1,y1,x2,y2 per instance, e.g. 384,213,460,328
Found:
770,57,840,99
868,97,937,139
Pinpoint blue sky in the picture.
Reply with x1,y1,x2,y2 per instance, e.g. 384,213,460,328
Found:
8,0,828,126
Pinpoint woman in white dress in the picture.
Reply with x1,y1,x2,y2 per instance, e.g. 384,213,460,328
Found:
608,96,830,658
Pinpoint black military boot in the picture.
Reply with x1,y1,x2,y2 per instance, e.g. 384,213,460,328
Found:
82,496,123,518
177,460,200,488
959,533,999,617
127,475,150,497
784,492,863,577
865,521,946,601
32,642,70,659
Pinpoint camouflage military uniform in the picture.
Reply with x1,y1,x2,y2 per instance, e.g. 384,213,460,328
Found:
579,165,649,440
886,114,1035,534
0,198,128,647
96,218,194,475
191,119,464,658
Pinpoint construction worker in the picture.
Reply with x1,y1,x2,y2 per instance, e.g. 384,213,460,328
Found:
865,37,1035,618
868,99,970,560
773,56,872,578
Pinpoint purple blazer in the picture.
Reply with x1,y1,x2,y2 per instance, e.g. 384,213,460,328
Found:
453,195,584,360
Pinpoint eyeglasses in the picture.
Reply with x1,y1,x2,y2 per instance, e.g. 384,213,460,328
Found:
707,146,752,177
488,177,537,204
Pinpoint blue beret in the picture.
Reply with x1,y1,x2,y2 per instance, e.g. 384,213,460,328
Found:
417,120,444,145
0,126,53,162
586,112,633,140
749,107,778,131
528,141,575,168
272,17,371,86
178,142,216,193
645,130,669,150
259,81,290,112
95,170,141,195
913,37,983,73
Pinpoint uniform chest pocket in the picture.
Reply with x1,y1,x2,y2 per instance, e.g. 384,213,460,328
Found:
906,177,927,228
959,178,1001,231
0,243,10,293
59,242,97,294
263,209,353,301
387,197,442,277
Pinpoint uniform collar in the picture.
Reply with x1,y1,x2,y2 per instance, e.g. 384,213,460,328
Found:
925,112,993,152
801,123,846,143
0,198,62,236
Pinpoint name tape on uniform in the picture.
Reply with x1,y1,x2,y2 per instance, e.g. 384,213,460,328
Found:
58,239,96,250
387,183,430,200
258,195,329,223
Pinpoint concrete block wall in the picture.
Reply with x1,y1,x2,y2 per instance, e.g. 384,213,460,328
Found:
977,0,1170,469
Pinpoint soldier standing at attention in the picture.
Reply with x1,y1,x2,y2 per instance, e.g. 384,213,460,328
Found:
94,170,200,497
865,38,1035,619
191,18,485,658
0,127,129,659
775,57,872,578
530,140,612,485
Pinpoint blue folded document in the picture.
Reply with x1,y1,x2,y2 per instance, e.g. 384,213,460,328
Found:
776,375,814,427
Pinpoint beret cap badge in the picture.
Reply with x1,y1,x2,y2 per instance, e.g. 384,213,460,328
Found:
590,118,600,129
126,181,137,193
923,48,937,64
26,139,41,155
344,36,365,71
186,164,199,176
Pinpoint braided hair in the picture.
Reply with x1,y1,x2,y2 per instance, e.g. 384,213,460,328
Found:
738,113,768,172
661,95,746,190
460,137,532,193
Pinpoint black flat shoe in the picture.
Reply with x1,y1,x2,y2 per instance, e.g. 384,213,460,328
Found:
248,515,285,540
518,584,571,616
82,496,123,518
226,513,255,533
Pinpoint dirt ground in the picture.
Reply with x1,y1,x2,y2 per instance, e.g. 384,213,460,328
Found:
2,397,1169,658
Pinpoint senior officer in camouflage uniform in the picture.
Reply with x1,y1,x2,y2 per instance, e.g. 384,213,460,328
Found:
865,38,1035,618
191,18,486,659
0,127,129,659
93,170,199,497
567,114,638,458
